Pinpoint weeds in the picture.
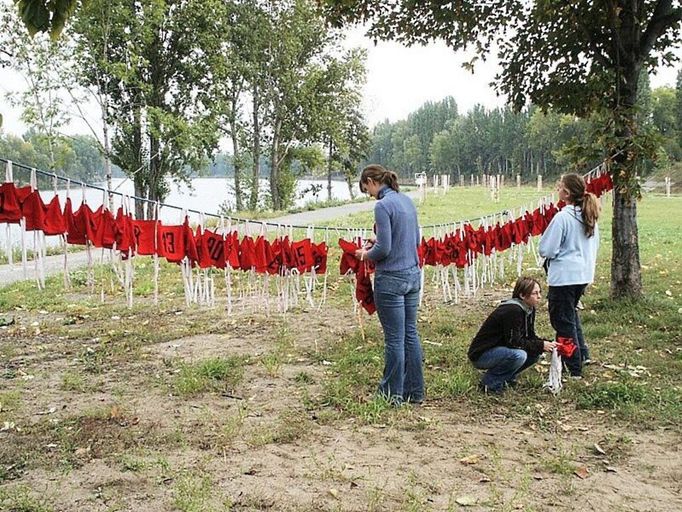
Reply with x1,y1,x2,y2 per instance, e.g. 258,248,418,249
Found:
173,357,246,396
0,486,53,512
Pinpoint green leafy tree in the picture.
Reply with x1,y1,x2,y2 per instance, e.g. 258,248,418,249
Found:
1,3,74,171
321,0,682,298
72,0,221,218
13,0,79,39
651,86,681,159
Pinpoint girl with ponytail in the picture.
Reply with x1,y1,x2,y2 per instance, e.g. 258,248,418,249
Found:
539,173,601,377
355,164,423,405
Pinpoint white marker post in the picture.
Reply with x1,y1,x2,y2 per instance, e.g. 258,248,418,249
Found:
415,172,427,203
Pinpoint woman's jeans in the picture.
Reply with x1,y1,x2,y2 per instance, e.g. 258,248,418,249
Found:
473,347,540,391
374,266,424,404
548,284,589,376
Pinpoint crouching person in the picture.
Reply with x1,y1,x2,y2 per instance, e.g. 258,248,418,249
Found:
468,277,556,394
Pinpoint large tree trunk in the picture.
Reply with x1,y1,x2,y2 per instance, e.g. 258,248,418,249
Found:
611,190,642,297
610,55,644,299
250,85,260,211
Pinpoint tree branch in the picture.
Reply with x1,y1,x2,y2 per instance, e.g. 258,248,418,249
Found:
640,2,682,59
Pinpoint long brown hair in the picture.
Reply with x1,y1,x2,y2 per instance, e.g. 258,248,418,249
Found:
561,173,600,238
359,164,400,193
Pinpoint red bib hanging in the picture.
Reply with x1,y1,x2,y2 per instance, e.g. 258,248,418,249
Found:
132,220,158,256
198,228,226,269
312,241,328,274
239,235,256,271
65,199,88,246
0,183,22,223
42,195,67,236
290,238,314,273
157,224,186,263
93,208,117,249
115,208,135,254
21,190,46,231
224,231,241,269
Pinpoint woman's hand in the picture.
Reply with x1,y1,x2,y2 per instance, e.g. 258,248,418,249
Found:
355,248,368,261
543,341,557,352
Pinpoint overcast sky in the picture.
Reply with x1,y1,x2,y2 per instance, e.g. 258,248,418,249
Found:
1,27,680,138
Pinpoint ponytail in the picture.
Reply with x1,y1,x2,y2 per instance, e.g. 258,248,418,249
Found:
561,173,600,238
580,192,600,238
360,164,400,192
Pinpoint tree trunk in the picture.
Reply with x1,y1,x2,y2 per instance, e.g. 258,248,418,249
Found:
134,177,146,220
269,117,281,211
132,106,144,219
610,54,644,298
250,85,260,211
230,96,243,212
149,133,161,220
327,138,333,201
611,190,642,298
346,174,354,200
102,112,113,212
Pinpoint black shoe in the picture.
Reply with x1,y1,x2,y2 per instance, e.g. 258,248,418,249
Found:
478,383,504,395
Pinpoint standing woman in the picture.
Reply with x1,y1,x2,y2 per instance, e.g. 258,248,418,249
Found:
539,173,601,377
355,164,423,405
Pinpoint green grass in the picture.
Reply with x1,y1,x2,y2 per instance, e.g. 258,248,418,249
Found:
309,191,682,429
0,486,53,512
173,357,246,396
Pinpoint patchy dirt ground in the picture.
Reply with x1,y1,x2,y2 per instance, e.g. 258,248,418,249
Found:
1,283,681,512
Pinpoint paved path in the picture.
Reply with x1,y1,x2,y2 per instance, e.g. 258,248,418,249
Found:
0,191,420,288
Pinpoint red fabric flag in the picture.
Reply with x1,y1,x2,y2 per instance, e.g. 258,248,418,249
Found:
239,236,256,271
339,238,361,275
65,199,88,246
157,224,186,263
42,195,67,236
253,236,269,274
224,231,241,269
183,218,199,264
0,183,22,223
291,238,315,273
114,208,135,254
93,208,117,249
197,228,226,269
132,220,158,256
312,241,328,274
21,190,46,231
556,336,577,358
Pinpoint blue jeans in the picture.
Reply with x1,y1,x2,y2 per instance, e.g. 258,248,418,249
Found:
472,346,540,391
373,266,424,404
548,284,588,376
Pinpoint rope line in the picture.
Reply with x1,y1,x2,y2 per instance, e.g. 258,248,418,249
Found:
0,155,614,233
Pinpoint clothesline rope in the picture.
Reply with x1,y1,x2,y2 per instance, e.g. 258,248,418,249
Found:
0,155,615,234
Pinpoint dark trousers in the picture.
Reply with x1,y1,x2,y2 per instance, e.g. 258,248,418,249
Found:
548,284,589,376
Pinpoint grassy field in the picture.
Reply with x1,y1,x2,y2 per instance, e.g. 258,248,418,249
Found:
0,186,680,511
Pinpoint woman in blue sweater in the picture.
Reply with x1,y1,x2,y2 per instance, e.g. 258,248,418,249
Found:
539,173,600,377
355,164,423,405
